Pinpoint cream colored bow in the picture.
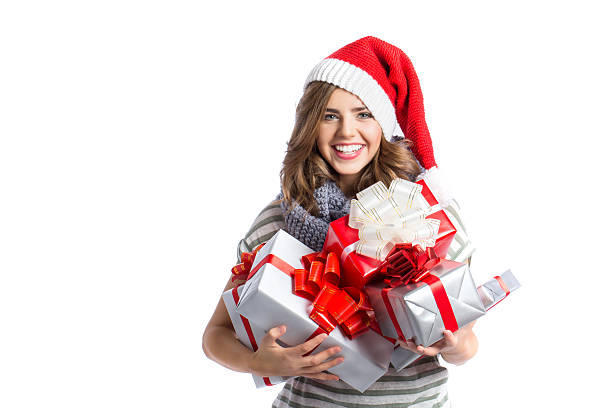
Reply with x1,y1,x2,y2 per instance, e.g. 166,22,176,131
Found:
347,179,441,261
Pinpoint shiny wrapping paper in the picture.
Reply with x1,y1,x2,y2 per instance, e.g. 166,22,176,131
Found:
222,285,292,387
323,179,457,289
236,230,394,393
378,268,521,370
365,259,486,365
477,270,520,310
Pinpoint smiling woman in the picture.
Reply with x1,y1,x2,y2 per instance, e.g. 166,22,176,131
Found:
280,80,420,215
316,88,383,193
203,36,477,408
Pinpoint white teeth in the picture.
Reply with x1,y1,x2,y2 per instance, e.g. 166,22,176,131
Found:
333,144,364,153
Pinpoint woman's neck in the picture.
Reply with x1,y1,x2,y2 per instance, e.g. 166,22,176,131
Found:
337,174,358,198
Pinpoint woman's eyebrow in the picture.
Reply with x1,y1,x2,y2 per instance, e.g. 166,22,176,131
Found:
325,106,369,113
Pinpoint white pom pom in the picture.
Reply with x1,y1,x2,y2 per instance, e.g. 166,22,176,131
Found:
415,166,454,208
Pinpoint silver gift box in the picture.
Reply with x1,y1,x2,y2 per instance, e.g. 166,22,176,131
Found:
477,269,520,310
366,259,486,349
389,346,421,371
373,268,521,370
237,230,394,393
222,285,292,387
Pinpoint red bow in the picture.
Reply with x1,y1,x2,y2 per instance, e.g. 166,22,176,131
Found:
293,251,374,339
380,244,459,338
231,243,265,282
379,244,441,287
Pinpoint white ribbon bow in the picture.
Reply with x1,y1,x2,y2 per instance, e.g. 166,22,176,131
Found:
346,178,442,261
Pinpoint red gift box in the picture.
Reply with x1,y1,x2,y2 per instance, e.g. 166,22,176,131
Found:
323,179,456,289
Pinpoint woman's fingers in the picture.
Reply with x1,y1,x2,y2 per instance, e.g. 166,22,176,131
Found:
302,356,344,374
398,339,419,353
260,325,286,347
291,332,329,356
416,344,440,356
302,372,340,381
302,346,342,367
442,330,458,348
415,331,456,356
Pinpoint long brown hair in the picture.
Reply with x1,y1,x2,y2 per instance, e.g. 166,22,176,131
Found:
280,81,421,215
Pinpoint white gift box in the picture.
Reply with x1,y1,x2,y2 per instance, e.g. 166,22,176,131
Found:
236,230,394,393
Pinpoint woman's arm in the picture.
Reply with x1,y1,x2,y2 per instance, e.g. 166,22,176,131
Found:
201,277,258,373
202,275,345,380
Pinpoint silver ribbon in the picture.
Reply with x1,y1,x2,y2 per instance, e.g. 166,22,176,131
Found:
347,179,441,261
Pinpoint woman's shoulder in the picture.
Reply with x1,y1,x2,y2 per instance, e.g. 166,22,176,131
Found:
236,199,286,261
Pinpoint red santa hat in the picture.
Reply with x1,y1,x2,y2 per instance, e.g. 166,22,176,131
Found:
304,36,452,204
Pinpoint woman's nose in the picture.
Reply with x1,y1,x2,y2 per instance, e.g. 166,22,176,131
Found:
338,117,358,138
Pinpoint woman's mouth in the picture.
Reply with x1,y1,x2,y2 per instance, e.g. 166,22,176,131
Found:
332,144,365,159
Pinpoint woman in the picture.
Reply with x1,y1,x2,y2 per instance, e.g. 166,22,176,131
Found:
203,36,477,407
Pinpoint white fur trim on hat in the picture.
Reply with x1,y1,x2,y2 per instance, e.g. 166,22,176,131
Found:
304,58,403,141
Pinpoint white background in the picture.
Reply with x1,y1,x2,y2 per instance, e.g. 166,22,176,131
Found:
1,1,611,407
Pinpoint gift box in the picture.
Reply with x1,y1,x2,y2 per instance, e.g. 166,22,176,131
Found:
236,229,394,393
365,257,486,349
222,285,293,387
323,178,457,289
477,270,520,310
377,267,520,370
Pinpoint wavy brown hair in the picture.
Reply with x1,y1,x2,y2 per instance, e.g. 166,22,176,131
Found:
280,81,421,216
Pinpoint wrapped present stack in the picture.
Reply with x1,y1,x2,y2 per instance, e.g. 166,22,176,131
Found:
235,229,395,393
224,178,520,391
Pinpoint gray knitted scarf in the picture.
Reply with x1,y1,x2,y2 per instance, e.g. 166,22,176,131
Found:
277,180,352,252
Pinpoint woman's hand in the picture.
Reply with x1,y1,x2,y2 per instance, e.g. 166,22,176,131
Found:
249,325,344,381
398,321,478,365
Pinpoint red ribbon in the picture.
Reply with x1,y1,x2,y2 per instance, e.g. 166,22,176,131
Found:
379,244,459,341
494,275,510,296
231,287,272,386
486,275,511,310
293,251,374,339
379,244,441,287
232,239,393,345
236,245,374,340
231,243,266,282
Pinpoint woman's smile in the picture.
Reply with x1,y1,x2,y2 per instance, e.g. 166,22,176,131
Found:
316,88,382,191
332,143,366,159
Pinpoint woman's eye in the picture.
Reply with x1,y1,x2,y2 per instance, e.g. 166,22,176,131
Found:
358,112,373,119
324,113,338,120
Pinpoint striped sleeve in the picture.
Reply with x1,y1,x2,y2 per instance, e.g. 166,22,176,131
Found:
236,200,285,263
443,198,475,264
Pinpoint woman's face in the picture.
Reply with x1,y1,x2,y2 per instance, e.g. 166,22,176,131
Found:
317,87,383,191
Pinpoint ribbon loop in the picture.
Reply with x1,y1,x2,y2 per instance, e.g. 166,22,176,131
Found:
291,250,374,339
348,179,441,261
234,242,375,339
231,243,266,282
380,244,441,287
380,244,460,340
